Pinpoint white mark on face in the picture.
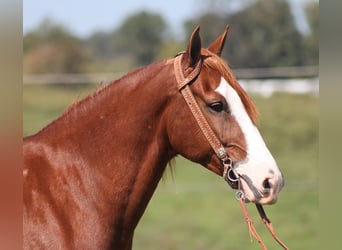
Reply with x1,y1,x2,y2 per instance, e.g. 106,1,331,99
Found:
215,77,283,203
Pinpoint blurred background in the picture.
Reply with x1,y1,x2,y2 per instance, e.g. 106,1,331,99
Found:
23,0,318,75
23,0,318,249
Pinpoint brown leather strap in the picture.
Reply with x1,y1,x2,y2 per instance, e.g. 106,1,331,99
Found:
237,178,289,250
173,54,229,163
174,53,202,90
256,204,290,250
238,198,289,250
238,197,267,249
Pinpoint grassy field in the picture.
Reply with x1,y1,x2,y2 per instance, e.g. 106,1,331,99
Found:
23,84,318,249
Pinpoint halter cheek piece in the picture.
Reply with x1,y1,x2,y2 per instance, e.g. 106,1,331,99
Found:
173,53,239,189
173,53,289,250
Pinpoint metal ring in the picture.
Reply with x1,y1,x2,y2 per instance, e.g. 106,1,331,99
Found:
223,157,233,168
227,168,239,183
235,190,245,200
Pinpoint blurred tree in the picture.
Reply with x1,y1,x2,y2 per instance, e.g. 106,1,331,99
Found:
24,41,87,73
24,18,74,52
156,40,184,60
184,0,309,68
183,0,251,47
23,18,88,73
184,13,227,47
86,31,115,60
302,2,318,65
24,1,318,74
224,0,304,68
82,11,172,71
115,11,167,66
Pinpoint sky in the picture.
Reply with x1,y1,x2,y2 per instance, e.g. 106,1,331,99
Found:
23,0,318,39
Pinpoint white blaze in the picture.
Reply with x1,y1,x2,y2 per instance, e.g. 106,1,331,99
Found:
215,77,283,201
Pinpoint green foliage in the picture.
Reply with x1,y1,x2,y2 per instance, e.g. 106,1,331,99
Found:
85,31,117,59
302,2,319,65
184,13,228,47
24,41,88,73
156,40,185,61
23,0,319,73
23,18,88,73
23,18,76,52
83,11,167,70
183,0,318,68
115,11,167,66
224,0,304,67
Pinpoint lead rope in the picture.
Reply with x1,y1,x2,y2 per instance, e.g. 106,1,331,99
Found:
235,180,289,250
236,181,267,249
255,204,289,250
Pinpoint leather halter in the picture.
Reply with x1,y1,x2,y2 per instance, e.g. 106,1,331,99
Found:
173,53,239,189
173,53,289,250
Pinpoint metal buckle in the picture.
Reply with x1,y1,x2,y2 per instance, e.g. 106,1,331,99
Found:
217,147,228,160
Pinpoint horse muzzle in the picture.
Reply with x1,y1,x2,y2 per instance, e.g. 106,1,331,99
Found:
237,172,284,205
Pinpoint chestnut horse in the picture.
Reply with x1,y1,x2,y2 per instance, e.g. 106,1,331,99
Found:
23,26,284,249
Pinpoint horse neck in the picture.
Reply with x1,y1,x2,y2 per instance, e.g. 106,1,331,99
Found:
28,60,178,246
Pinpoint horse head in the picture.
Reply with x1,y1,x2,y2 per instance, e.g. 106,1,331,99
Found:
167,26,284,205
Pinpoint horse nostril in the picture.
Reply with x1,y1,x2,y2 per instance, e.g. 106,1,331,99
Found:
263,179,271,189
262,178,272,195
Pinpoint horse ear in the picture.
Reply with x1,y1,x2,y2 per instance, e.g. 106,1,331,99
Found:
208,25,229,56
184,25,202,67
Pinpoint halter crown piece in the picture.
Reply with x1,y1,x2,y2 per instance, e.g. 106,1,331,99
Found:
173,53,289,250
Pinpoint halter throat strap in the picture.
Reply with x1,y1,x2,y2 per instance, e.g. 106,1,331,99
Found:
173,53,237,187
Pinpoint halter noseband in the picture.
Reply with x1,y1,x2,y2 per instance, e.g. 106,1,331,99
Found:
173,53,239,189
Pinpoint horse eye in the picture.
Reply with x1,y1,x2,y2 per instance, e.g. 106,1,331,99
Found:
208,101,224,112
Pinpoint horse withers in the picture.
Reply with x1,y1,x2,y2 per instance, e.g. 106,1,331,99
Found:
23,26,284,249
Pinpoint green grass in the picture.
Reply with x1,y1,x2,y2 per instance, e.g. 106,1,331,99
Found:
23,84,97,136
23,84,318,249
